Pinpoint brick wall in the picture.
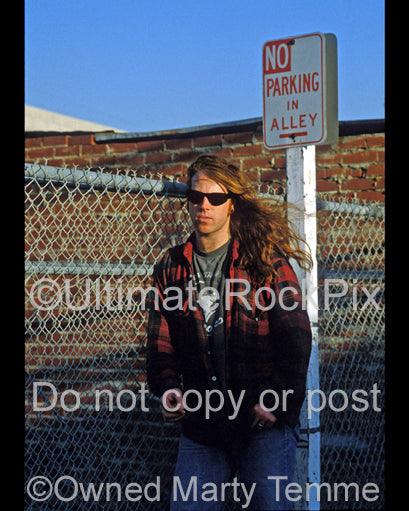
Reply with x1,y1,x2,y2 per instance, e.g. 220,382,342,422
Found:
25,118,385,202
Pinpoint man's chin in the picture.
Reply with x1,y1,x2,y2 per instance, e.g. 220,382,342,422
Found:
194,224,213,235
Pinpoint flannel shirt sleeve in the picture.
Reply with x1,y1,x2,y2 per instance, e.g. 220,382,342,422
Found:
146,256,182,398
254,256,312,425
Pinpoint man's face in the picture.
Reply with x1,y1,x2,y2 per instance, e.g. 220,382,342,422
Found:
188,172,233,239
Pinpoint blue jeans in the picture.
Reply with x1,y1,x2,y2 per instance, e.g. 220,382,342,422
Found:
170,423,299,511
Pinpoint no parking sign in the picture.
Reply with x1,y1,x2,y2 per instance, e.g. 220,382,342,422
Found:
262,32,338,150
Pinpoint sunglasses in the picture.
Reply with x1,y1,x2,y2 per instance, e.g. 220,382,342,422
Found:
186,189,233,206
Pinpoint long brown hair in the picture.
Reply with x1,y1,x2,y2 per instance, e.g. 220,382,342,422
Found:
187,154,313,285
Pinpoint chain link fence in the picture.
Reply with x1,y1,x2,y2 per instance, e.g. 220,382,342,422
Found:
25,164,192,510
316,194,385,509
25,164,384,510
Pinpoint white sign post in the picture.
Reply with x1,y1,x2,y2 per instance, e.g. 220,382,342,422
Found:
287,145,320,511
262,32,338,511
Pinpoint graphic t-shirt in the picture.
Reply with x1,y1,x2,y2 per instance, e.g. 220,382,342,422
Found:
192,240,230,394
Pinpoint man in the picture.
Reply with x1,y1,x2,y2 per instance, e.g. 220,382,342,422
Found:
147,154,312,510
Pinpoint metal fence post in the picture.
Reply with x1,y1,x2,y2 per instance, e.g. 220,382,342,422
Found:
286,145,320,510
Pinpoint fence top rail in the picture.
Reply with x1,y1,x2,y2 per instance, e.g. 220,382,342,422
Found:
316,199,385,218
25,163,385,218
24,163,188,197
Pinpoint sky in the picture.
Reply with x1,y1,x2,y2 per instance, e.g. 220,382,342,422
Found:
25,0,384,133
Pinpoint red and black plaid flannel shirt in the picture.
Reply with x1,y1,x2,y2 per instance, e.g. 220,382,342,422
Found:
146,234,312,431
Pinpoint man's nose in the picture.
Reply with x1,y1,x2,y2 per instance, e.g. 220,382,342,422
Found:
199,196,211,208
